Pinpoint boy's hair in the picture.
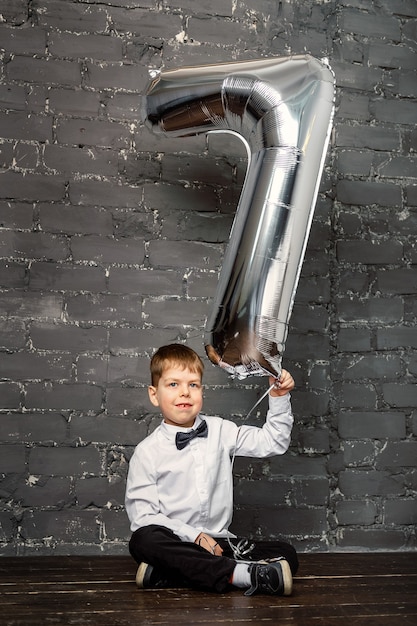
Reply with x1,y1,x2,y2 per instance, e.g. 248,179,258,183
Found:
150,344,204,386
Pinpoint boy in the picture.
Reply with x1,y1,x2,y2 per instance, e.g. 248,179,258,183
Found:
125,343,298,596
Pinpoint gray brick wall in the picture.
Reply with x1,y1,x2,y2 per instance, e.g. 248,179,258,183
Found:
0,0,415,555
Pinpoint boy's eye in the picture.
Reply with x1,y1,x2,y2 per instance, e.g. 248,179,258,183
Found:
169,382,177,387
190,383,199,388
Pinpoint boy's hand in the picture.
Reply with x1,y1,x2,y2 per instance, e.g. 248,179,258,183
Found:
195,532,223,556
269,369,294,397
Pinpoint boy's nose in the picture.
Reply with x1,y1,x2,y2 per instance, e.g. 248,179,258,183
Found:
180,385,190,396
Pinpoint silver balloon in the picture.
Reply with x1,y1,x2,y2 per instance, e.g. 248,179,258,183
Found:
143,55,335,379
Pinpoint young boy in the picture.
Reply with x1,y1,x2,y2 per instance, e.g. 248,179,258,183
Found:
125,343,298,596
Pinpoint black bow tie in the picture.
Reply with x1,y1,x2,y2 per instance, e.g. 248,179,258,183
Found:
175,420,208,450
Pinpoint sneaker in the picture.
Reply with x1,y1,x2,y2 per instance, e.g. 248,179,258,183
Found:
244,558,292,597
136,562,170,589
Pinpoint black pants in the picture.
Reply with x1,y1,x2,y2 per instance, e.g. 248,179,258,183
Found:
129,524,298,593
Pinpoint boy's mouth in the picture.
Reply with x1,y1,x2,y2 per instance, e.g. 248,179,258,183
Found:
176,403,192,409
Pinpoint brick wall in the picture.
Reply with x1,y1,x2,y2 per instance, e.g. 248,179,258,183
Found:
0,0,416,555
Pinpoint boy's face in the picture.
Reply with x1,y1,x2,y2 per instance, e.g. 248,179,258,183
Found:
148,365,203,428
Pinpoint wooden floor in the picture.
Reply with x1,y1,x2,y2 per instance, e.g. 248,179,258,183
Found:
0,553,416,625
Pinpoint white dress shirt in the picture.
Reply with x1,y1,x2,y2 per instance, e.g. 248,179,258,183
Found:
125,394,293,543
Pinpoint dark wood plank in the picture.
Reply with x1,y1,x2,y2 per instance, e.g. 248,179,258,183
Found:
0,553,416,626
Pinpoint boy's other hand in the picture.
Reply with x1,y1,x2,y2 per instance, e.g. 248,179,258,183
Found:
195,532,223,556
269,369,294,397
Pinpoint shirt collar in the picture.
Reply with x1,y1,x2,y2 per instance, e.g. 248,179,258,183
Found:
159,415,205,442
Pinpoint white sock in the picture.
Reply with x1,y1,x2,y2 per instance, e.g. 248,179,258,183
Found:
231,562,251,588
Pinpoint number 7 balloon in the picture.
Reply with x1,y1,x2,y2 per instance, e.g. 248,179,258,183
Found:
143,55,335,379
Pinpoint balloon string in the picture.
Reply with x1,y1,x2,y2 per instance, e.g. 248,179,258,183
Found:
227,381,277,560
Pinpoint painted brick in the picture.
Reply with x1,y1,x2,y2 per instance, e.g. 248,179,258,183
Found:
258,507,328,536
56,119,130,150
0,444,26,473
0,172,66,202
382,383,417,407
338,528,408,550
48,32,123,61
0,261,27,288
336,500,377,526
188,16,247,45
106,387,153,416
338,355,403,380
69,179,142,208
43,146,119,178
101,509,131,542
14,477,72,507
296,428,330,455
66,294,143,323
377,327,417,349
29,445,101,476
70,415,147,446
0,25,46,54
48,89,101,116
186,271,219,298
0,84,26,111
0,292,64,319
143,182,218,213
168,0,233,15
29,263,106,292
337,180,402,207
377,268,417,294
7,56,81,87
108,268,183,295
148,240,222,270
108,328,178,355
283,333,330,361
376,442,417,468
293,478,329,506
343,441,375,467
0,513,15,542
338,328,372,352
384,500,417,525
75,476,125,508
161,211,233,243
142,298,207,330
337,149,373,176
339,383,377,409
337,93,371,121
70,235,145,265
372,98,417,125
25,383,103,411
1,413,68,443
336,297,404,324
32,0,108,33
369,43,417,70
0,318,26,349
339,470,405,497
0,352,72,381
0,111,52,142
338,411,406,439
20,510,100,542
234,479,291,507
39,202,114,235
339,8,402,40
335,123,400,150
84,61,149,93
108,8,182,38
0,231,70,261
332,61,383,91
0,202,33,229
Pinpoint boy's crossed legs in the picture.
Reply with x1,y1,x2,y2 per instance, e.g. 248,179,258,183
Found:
129,525,298,596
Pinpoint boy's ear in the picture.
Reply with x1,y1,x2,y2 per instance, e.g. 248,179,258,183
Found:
148,385,159,407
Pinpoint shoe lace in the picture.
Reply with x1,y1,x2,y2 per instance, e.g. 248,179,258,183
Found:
228,537,256,560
